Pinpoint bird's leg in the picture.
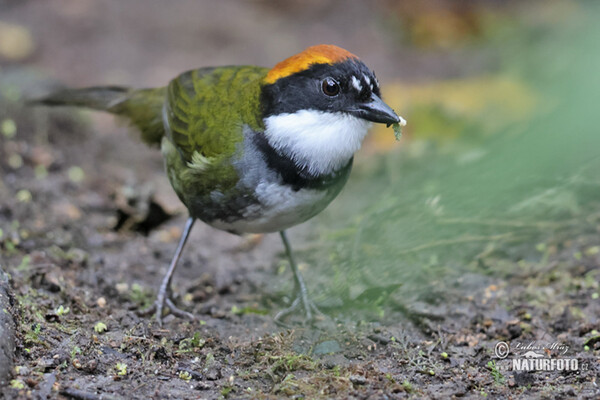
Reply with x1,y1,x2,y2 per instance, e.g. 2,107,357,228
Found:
140,217,196,326
274,230,323,325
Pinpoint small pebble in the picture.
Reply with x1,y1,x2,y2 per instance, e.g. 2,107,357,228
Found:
313,340,342,355
350,375,366,385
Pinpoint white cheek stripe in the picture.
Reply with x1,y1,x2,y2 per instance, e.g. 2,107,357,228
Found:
264,110,371,176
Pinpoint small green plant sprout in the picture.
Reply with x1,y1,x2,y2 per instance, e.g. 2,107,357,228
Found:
190,332,205,347
0,118,17,139
17,255,31,270
230,305,268,316
204,352,215,369
54,305,70,316
16,189,32,203
487,360,505,385
70,346,81,359
24,323,43,345
585,246,599,256
584,330,600,349
67,166,85,183
34,164,48,179
129,283,153,308
220,385,233,397
94,321,108,334
388,115,407,141
1,118,17,138
535,242,547,252
178,370,192,381
10,379,25,389
115,362,127,376
177,332,206,354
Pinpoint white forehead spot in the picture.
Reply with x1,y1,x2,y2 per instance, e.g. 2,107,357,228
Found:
351,76,363,92
363,74,371,89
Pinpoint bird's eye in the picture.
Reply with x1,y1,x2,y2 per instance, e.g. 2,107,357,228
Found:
321,78,340,96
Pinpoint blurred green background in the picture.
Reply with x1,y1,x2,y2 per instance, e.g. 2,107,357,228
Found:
1,0,598,318
309,1,600,316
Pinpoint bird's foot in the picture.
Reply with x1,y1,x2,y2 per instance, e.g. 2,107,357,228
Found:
139,290,194,327
274,290,325,326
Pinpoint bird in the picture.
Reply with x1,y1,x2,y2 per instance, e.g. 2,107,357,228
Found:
33,44,406,326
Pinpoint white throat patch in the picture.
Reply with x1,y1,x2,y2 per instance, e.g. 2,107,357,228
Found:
263,110,371,175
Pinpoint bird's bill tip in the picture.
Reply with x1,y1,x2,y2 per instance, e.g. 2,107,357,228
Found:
350,93,403,125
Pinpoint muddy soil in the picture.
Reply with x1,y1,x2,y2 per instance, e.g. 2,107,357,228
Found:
1,1,599,399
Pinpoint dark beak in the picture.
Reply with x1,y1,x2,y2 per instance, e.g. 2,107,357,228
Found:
349,93,406,125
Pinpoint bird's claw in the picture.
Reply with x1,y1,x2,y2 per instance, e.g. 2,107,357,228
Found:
274,292,324,327
139,292,194,326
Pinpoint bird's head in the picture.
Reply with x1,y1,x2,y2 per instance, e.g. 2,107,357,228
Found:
260,44,405,176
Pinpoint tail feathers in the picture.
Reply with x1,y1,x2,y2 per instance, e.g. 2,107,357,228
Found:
31,86,166,146
32,86,131,111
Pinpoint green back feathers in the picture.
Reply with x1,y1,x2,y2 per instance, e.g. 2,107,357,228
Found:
164,66,267,162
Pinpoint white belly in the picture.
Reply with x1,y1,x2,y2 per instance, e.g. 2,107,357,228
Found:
208,182,331,234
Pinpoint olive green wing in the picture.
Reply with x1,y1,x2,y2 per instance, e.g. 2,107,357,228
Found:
162,66,268,209
164,65,268,163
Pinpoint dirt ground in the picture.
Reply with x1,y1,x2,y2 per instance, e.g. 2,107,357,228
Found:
1,1,599,399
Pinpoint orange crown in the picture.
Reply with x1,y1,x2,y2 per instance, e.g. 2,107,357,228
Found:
264,44,358,85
